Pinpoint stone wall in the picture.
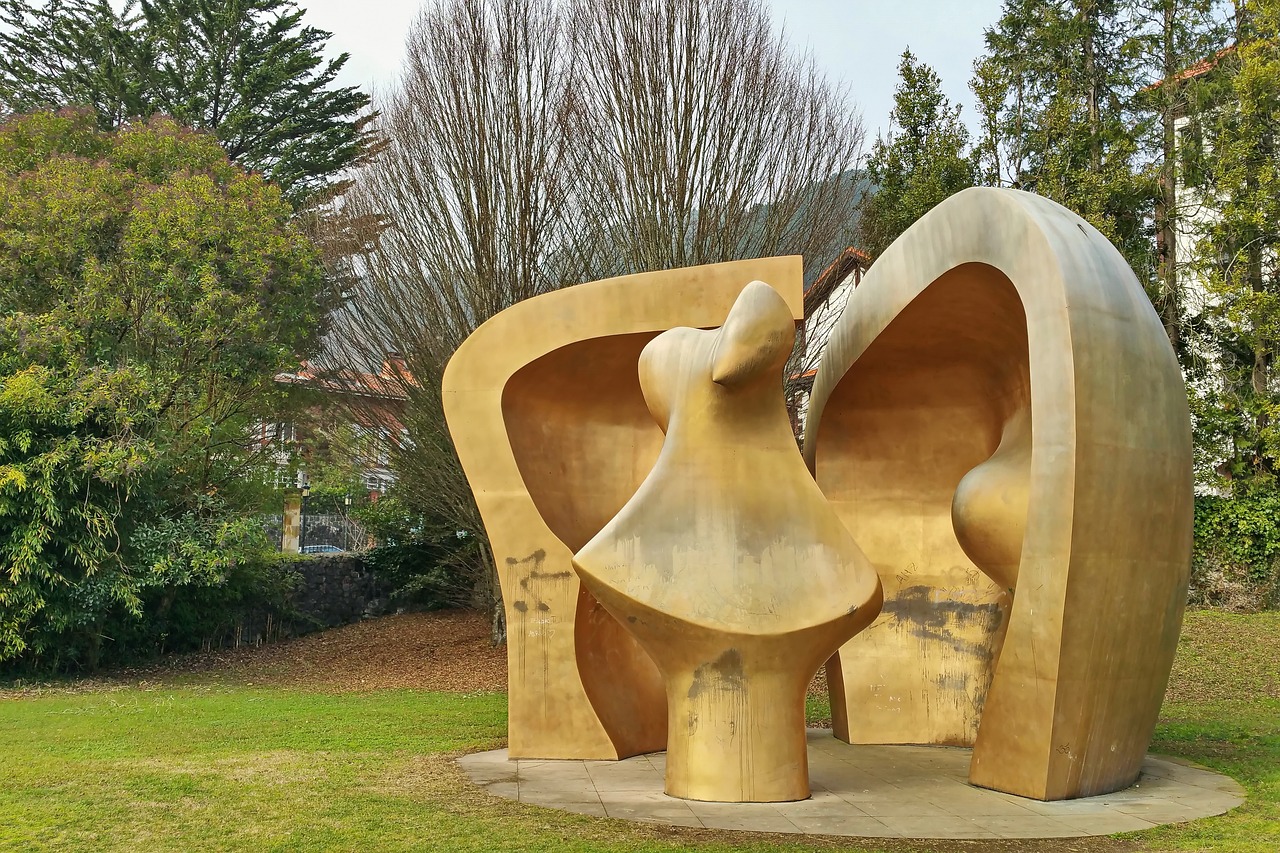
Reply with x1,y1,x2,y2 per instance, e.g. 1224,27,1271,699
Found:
289,555,391,629
229,555,392,648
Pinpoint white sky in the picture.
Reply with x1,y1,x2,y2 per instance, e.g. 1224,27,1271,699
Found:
102,0,1007,139
295,0,1008,140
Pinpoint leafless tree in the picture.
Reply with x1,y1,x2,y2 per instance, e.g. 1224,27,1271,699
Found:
321,0,581,639
326,0,865,641
568,0,865,277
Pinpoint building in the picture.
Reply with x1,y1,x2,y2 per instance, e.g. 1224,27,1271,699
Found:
786,246,871,434
271,354,413,496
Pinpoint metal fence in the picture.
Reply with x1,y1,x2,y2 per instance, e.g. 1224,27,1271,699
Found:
265,513,369,553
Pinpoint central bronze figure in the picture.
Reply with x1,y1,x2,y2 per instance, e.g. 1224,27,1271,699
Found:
573,281,884,803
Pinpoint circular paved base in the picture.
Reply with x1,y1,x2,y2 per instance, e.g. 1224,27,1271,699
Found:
458,729,1243,839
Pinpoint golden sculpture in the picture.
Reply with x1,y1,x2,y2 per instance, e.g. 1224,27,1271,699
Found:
803,187,1193,800
441,258,804,760
445,187,1191,804
574,282,883,802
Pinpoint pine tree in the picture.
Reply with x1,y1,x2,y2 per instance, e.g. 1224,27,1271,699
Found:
858,50,976,258
972,1,1157,281
1184,0,1280,482
137,0,372,204
0,0,371,204
0,1,142,127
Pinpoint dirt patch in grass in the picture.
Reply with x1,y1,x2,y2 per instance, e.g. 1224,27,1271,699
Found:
5,606,1273,710
1,610,506,697
161,610,508,692
4,609,835,701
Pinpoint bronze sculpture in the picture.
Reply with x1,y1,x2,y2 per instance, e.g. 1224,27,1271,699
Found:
444,188,1193,803
574,281,882,801
442,257,804,761
805,188,1193,799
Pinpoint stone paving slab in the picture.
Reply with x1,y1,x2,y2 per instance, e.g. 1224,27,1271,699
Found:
457,728,1244,839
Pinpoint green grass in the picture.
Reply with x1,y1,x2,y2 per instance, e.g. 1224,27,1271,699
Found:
805,691,831,726
0,688,513,852
1138,611,1280,853
1145,699,1280,852
0,611,1277,852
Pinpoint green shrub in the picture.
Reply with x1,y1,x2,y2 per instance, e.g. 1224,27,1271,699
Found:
0,109,332,674
355,496,478,611
1192,488,1280,610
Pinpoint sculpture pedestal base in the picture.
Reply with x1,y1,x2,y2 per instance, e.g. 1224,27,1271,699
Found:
662,659,810,803
460,736,1246,837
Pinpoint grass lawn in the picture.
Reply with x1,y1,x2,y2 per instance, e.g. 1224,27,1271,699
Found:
1,610,1277,852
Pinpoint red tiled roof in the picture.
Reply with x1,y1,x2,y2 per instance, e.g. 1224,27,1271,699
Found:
275,363,412,401
804,246,870,316
1143,45,1236,92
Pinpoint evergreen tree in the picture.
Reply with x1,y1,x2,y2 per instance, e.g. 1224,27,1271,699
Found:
1182,0,1280,484
0,0,371,204
858,50,976,258
0,1,142,127
972,0,1157,281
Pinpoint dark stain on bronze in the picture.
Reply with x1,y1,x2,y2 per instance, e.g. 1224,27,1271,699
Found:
882,585,1003,660
509,549,549,588
529,570,572,580
506,548,547,567
687,648,745,699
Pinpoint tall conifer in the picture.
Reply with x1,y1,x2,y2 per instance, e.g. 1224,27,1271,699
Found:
0,0,371,204
859,50,976,258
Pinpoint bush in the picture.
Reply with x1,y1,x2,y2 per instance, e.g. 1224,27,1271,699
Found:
11,552,303,674
355,496,479,611
1191,489,1280,610
0,108,332,674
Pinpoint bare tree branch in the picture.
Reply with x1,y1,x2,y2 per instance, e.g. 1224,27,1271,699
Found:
321,0,865,638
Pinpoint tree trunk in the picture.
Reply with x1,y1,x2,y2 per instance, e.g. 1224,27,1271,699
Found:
1250,234,1271,475
1156,0,1182,352
477,537,506,646
1081,0,1103,173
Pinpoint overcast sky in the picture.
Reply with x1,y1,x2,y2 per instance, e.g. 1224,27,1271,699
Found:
293,0,1008,140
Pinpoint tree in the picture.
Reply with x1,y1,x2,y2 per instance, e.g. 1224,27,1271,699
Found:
1182,0,1280,485
325,0,580,642
1131,0,1231,351
0,1,140,127
329,0,864,641
0,108,333,670
0,0,372,204
972,1,1157,280
569,0,864,277
858,50,976,258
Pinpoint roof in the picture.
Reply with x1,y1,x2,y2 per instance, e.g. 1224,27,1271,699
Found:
275,362,412,402
804,246,870,316
1143,45,1236,92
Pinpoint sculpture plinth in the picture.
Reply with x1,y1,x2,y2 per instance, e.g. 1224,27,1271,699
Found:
574,282,883,802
